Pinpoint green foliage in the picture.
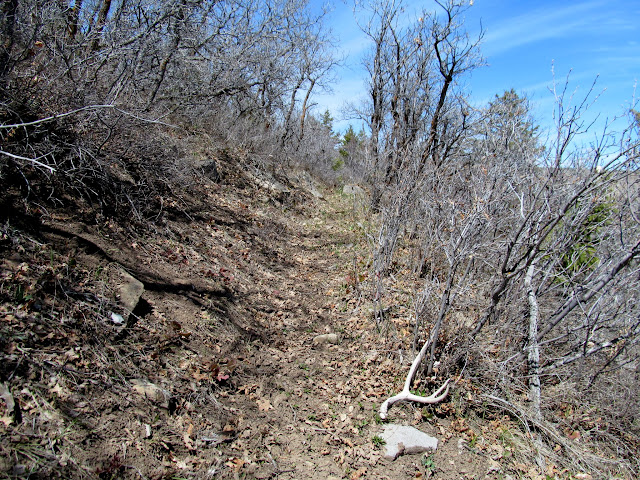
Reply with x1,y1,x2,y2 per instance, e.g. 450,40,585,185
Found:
342,125,358,147
13,283,33,304
371,435,386,447
321,109,334,133
356,418,369,434
335,124,365,166
560,199,615,276
421,453,435,473
486,89,543,157
468,431,478,448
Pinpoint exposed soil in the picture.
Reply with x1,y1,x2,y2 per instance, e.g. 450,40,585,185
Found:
0,159,592,479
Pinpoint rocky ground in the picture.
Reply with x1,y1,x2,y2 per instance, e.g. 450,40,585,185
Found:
0,157,601,479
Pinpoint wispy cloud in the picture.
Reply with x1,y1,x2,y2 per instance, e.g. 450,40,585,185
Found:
481,1,610,57
314,0,639,136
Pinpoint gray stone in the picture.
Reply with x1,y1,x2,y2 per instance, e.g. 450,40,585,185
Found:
312,333,340,345
115,269,144,313
343,184,365,196
306,185,325,199
246,170,290,196
296,171,325,199
131,379,171,407
379,424,438,460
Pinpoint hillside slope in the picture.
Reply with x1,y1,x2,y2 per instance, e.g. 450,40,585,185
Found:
0,153,611,480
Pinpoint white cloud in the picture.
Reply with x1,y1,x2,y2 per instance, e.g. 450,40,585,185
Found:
481,1,608,57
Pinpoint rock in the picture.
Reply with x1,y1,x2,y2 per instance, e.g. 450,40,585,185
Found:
131,379,171,408
379,424,438,460
295,170,325,199
107,266,144,315
457,438,467,453
12,465,26,476
486,459,502,474
306,185,325,199
117,270,144,314
245,169,290,199
0,382,20,424
312,333,340,345
272,392,289,408
343,184,365,196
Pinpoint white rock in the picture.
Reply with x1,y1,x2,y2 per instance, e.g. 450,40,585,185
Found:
110,312,125,325
343,184,365,196
312,333,340,345
379,424,438,460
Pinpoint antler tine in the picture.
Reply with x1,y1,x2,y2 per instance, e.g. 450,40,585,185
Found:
379,378,451,419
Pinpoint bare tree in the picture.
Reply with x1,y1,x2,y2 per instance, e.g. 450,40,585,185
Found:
376,59,640,469
357,0,482,335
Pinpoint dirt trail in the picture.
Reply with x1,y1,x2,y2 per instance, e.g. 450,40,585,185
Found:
195,187,492,480
1,172,499,479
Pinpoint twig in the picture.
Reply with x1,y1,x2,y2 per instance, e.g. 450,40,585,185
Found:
0,104,179,129
1,105,117,128
0,150,56,173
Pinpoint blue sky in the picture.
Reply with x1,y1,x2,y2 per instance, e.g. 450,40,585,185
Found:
314,0,640,138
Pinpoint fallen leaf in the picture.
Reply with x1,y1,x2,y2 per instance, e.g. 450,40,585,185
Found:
192,368,209,382
350,467,366,479
183,423,196,451
238,384,258,395
487,459,501,474
64,349,79,361
257,399,273,411
225,457,244,471
49,382,69,400
527,466,544,479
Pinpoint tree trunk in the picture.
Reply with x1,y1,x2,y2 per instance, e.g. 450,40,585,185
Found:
525,260,541,420
299,78,315,140
67,0,83,40
426,262,456,376
89,0,112,51
0,0,18,81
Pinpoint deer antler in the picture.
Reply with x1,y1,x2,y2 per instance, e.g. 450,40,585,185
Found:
379,332,451,419
379,379,450,419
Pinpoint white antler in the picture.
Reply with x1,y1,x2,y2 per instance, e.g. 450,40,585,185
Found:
379,379,450,419
379,333,451,419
